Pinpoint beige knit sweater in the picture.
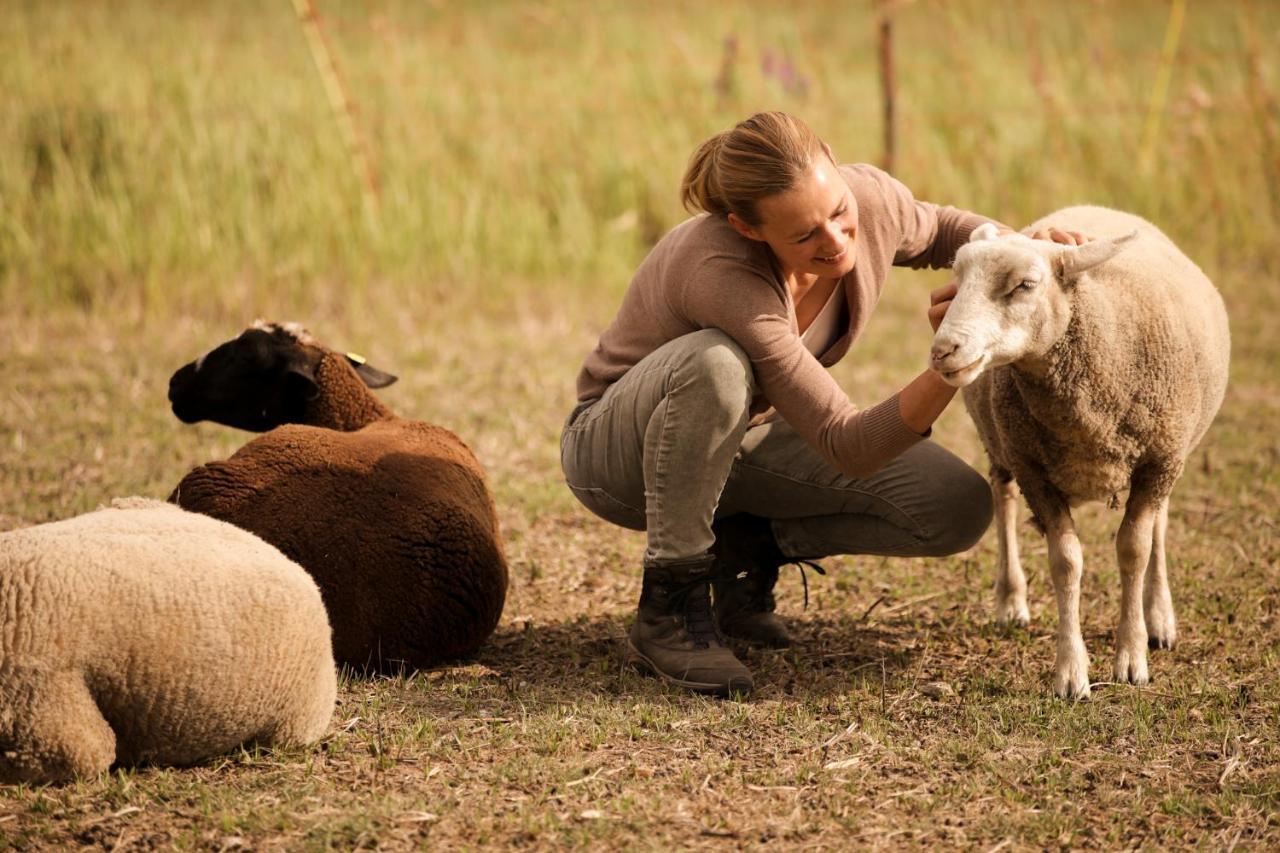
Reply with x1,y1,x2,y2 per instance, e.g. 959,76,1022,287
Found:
576,163,995,478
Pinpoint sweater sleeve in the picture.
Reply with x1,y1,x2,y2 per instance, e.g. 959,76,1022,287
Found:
860,166,998,270
680,257,924,479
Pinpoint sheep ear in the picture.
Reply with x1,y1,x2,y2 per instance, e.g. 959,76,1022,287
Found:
284,360,320,401
969,222,1002,243
349,358,398,389
1054,230,1138,280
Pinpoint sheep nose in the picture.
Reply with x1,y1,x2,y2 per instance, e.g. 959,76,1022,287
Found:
931,340,960,365
167,369,186,402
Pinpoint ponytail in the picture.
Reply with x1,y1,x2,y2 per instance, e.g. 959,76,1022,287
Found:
680,131,731,217
678,112,828,226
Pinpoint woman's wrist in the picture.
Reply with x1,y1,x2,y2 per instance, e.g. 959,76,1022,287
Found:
898,369,959,435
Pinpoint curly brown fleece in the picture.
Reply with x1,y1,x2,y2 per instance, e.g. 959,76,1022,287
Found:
171,353,508,672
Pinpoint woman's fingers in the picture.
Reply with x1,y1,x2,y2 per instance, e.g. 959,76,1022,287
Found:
929,280,957,331
1030,227,1092,245
930,281,957,306
927,299,951,333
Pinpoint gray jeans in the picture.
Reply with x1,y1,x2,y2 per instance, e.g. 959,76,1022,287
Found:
561,329,992,562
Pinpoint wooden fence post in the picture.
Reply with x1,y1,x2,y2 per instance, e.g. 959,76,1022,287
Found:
291,0,382,228
878,1,897,173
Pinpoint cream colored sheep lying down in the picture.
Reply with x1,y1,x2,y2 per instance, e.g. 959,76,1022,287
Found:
0,498,336,784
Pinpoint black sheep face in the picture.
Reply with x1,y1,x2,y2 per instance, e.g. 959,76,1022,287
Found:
168,328,322,432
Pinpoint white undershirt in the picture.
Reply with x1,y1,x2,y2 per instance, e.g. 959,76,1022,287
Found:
799,281,846,358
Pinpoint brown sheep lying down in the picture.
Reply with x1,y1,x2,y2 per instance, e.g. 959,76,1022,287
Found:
168,321,508,673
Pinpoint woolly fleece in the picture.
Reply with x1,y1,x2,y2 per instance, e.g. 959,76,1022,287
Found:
0,498,336,784
171,337,508,673
938,205,1230,696
960,206,1229,520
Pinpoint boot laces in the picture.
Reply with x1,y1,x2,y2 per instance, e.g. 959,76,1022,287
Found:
734,559,826,609
790,560,826,609
670,574,719,648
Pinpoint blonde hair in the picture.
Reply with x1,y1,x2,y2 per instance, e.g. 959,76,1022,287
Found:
680,112,830,226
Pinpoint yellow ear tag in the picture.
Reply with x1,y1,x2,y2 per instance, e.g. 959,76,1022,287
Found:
346,352,367,365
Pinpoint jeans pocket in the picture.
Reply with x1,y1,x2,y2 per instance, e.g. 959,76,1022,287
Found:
559,400,597,453
566,483,645,531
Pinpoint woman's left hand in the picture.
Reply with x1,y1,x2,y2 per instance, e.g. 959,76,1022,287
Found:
928,281,957,333
1029,227,1090,245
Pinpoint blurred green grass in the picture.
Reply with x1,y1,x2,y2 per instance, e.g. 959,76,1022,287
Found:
1,0,1276,314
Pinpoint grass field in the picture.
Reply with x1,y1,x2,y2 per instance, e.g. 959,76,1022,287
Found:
2,0,1279,848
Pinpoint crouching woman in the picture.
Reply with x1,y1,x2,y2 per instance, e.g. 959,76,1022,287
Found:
561,111,1076,696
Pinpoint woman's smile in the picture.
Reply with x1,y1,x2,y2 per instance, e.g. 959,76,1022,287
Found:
814,245,848,265
733,158,861,279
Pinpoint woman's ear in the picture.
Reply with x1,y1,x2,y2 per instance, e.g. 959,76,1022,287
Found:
727,212,763,242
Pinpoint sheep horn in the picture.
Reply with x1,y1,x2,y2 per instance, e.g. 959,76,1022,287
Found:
1056,229,1139,280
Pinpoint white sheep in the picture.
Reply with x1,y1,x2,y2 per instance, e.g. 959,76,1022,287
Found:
930,206,1230,698
0,498,336,783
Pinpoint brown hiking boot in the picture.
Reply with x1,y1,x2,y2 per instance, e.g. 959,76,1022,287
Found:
626,554,754,697
711,513,824,649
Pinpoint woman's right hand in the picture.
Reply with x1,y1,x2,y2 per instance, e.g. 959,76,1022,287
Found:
928,281,957,333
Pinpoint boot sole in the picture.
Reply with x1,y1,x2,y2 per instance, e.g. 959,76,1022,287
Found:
625,640,752,698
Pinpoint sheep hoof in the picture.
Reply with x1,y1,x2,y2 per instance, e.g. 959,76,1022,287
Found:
1145,609,1177,651
996,604,1031,628
1112,648,1150,685
1054,678,1091,701
993,591,1034,625
1053,648,1091,699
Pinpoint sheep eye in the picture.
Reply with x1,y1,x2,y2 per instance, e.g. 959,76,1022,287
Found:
1013,279,1036,293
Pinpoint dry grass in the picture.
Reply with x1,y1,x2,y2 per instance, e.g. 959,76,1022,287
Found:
1,265,1277,848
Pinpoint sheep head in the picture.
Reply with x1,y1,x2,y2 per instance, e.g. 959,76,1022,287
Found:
929,225,1136,387
168,321,398,432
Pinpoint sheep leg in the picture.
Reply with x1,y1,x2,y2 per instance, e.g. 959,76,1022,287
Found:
0,669,116,784
1113,488,1161,684
1040,505,1091,699
1143,496,1176,650
991,472,1030,627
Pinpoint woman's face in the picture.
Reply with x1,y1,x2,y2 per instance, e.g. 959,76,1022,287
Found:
730,158,859,280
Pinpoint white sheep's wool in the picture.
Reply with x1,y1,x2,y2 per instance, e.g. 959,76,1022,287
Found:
931,204,1229,701
251,318,317,345
0,498,337,783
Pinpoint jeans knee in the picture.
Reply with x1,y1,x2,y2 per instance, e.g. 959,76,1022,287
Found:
921,464,994,555
677,330,755,413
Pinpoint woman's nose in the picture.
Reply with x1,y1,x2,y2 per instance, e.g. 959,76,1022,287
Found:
819,223,844,251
